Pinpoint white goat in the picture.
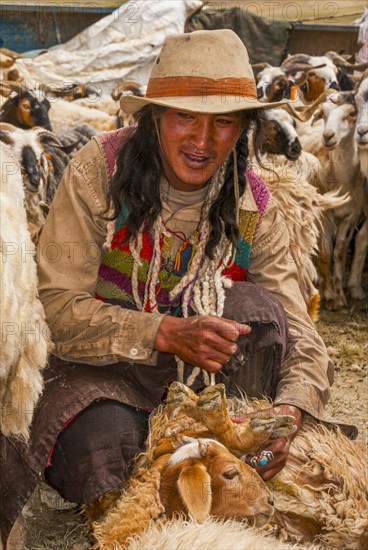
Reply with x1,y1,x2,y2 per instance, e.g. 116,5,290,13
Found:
353,75,368,289
251,108,348,319
254,64,296,103
0,142,50,438
315,93,367,305
0,123,49,239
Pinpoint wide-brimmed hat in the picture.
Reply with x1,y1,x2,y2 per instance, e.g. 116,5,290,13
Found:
120,29,288,115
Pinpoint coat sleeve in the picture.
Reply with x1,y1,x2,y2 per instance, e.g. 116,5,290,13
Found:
37,139,164,365
246,197,334,419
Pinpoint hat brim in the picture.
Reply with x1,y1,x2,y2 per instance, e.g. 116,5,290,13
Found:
120,94,290,115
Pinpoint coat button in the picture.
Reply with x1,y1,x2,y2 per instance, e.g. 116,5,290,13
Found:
130,347,138,357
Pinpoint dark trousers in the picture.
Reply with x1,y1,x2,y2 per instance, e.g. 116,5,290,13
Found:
44,400,149,503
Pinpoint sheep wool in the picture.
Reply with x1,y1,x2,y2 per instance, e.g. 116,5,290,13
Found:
0,142,50,438
126,517,319,550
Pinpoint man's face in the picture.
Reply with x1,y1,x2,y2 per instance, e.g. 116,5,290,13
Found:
158,108,243,191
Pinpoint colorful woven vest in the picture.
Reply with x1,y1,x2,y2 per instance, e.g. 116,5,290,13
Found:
95,128,270,311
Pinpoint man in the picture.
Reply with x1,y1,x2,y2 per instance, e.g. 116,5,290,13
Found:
0,29,355,546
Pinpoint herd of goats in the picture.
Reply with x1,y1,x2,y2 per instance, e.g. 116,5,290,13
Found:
1,47,368,317
1,46,368,550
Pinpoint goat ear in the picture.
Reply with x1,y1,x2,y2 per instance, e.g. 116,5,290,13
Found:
177,462,212,522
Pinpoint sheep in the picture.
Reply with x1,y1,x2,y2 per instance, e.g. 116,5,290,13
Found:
0,142,50,438
0,85,52,130
313,92,368,305
91,382,368,550
126,517,315,550
251,108,348,320
91,382,296,549
48,97,117,132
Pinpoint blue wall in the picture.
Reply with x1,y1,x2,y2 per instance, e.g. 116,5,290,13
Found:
0,4,114,53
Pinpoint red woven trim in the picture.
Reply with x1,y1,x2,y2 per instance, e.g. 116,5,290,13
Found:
146,76,257,99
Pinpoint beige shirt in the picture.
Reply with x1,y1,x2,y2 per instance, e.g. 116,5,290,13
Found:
37,137,334,419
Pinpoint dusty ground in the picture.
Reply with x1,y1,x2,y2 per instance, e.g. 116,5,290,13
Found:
8,267,366,550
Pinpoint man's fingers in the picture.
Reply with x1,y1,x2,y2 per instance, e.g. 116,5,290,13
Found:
217,321,251,341
202,318,251,342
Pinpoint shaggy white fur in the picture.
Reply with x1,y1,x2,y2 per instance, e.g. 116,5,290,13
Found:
0,142,50,438
251,149,348,319
126,517,318,550
49,98,117,132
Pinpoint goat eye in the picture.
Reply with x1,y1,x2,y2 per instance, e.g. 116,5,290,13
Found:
223,469,239,480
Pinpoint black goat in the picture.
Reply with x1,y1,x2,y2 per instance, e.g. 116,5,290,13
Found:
0,89,52,130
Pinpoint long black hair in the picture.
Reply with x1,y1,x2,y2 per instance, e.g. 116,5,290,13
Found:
109,105,267,258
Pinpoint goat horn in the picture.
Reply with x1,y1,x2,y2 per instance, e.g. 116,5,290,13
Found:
283,90,331,122
0,122,18,132
283,62,327,76
294,71,309,86
324,51,368,70
293,64,329,86
0,48,21,60
0,81,27,94
252,62,272,71
38,82,69,95
346,62,368,71
33,128,62,145
0,83,13,97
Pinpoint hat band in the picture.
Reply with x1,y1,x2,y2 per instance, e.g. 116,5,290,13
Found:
146,76,257,99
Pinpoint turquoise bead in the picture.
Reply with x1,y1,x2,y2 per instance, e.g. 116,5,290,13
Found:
259,458,267,466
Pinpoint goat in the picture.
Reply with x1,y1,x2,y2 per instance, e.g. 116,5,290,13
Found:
254,57,338,104
355,73,368,174
252,108,348,320
253,64,297,103
0,123,50,236
0,83,115,133
0,85,52,130
92,381,368,550
41,82,100,102
0,123,89,239
312,92,367,305
352,74,368,296
282,53,368,104
0,142,50,438
260,108,302,160
111,81,146,127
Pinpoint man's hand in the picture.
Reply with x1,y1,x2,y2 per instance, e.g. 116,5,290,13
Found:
154,315,251,373
231,404,303,481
